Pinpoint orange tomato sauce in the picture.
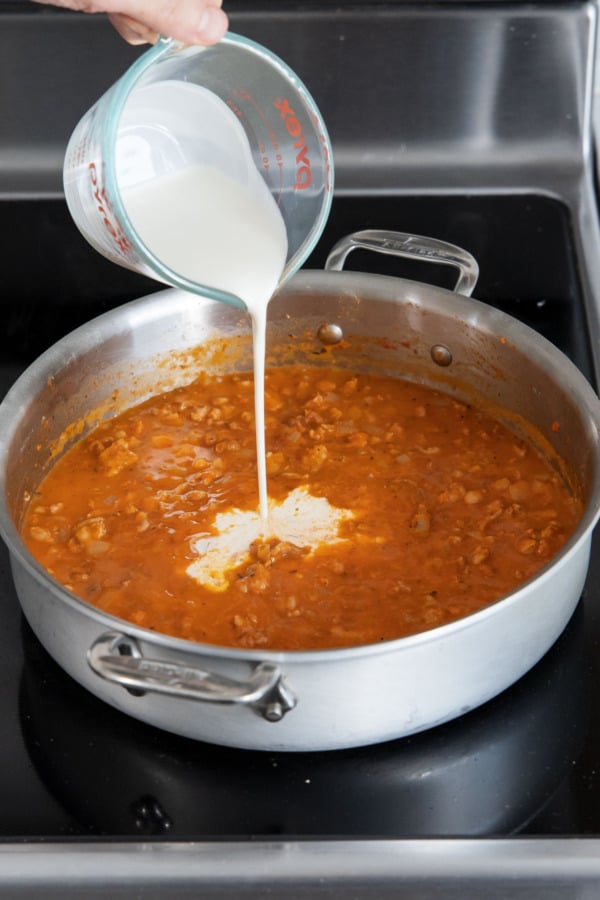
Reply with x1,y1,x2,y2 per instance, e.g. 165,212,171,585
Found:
22,364,582,650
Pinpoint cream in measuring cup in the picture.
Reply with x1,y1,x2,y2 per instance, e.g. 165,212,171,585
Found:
63,34,333,309
115,80,289,309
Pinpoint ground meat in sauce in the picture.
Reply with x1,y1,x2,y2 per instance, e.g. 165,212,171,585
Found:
22,364,582,651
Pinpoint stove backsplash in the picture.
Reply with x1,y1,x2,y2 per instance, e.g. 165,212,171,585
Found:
0,1,595,196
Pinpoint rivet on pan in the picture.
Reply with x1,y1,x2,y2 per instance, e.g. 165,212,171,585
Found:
431,344,453,367
317,322,344,345
265,702,284,722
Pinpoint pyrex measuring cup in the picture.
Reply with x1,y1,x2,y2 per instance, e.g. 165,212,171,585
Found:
63,33,334,309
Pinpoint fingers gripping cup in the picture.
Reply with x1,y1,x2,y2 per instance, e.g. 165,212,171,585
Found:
63,34,334,311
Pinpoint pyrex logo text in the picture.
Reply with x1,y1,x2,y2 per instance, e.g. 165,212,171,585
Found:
273,98,311,190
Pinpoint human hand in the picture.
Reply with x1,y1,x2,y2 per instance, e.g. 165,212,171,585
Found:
31,0,228,46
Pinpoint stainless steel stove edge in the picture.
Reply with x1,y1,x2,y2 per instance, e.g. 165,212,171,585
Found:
0,2,596,196
0,838,598,898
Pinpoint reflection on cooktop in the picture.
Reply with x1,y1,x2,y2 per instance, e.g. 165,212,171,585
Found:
20,605,588,839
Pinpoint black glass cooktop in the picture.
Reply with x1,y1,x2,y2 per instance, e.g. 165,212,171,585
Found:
1,192,599,839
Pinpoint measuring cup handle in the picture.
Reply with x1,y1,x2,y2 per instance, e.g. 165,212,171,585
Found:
324,229,479,297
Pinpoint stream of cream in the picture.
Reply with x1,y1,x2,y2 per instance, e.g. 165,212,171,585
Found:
120,160,284,523
118,84,352,588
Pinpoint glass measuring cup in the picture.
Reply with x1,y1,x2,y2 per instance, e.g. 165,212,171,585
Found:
63,34,334,310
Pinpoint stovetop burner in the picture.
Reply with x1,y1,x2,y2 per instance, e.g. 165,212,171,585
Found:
2,191,600,841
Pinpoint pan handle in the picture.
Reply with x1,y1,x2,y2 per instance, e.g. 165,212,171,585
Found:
87,631,297,722
324,229,479,297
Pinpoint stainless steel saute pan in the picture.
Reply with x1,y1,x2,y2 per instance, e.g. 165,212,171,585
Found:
1,231,599,751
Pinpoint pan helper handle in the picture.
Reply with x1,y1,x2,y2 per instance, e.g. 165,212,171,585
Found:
325,229,479,297
87,631,297,722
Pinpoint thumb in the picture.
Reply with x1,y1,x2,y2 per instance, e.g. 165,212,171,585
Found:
108,1,228,46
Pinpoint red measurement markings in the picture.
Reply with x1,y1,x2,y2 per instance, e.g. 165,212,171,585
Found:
232,88,284,198
88,163,132,254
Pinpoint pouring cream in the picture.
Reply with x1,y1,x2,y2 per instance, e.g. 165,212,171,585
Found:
120,159,287,523
118,82,350,577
